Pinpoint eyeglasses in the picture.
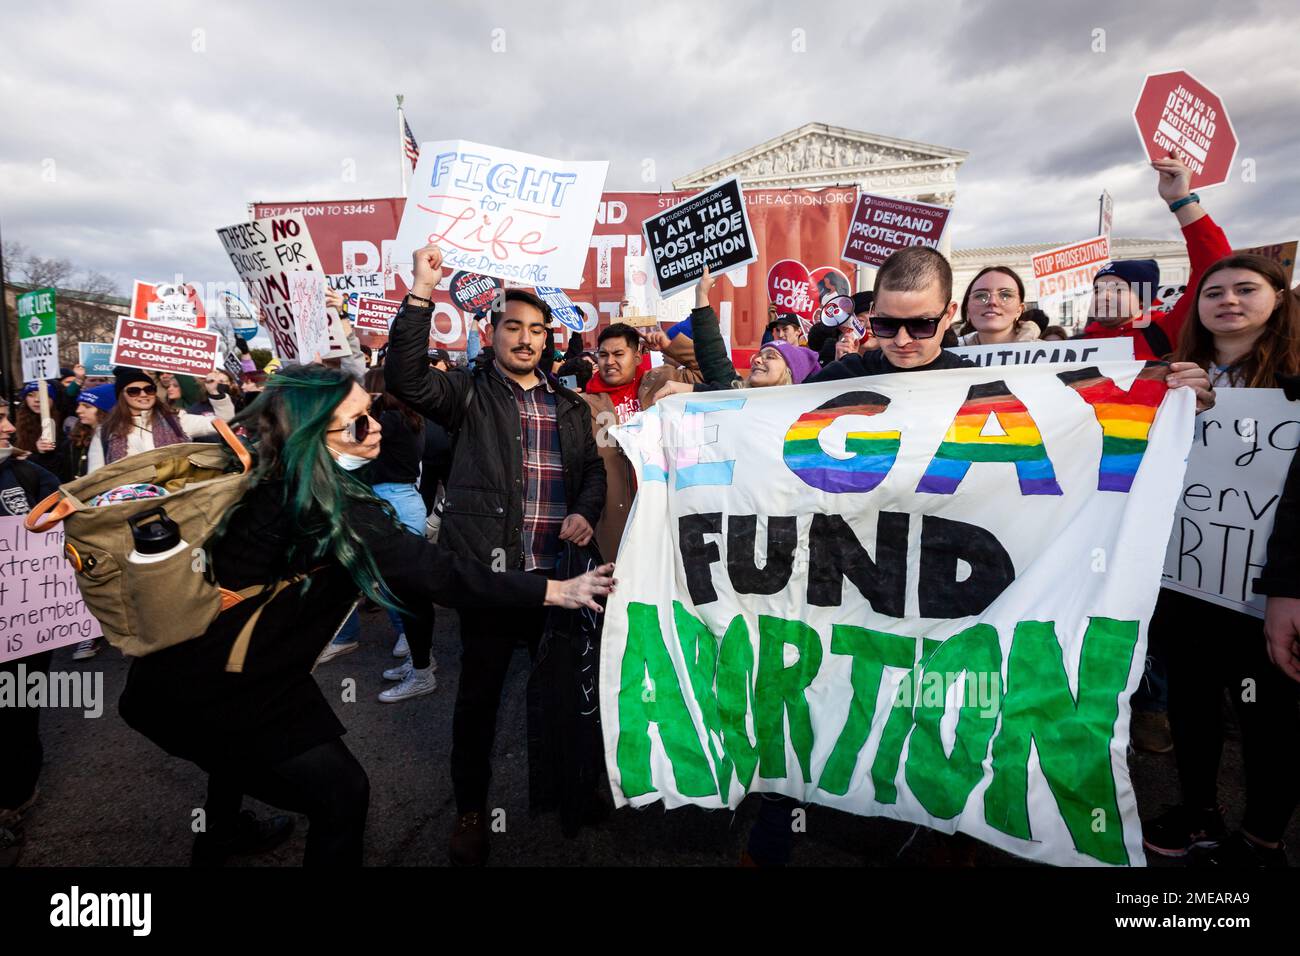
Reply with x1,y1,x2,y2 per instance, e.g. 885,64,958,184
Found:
123,384,158,397
969,290,1020,306
868,314,944,340
326,412,375,443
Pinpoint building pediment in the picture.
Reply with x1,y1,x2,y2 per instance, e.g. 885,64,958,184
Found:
673,122,968,191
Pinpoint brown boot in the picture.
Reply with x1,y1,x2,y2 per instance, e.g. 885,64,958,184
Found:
1131,711,1174,754
449,811,489,867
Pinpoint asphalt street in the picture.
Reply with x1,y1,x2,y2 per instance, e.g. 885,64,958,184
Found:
16,608,1297,868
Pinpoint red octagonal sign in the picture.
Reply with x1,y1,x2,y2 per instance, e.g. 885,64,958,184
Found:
1133,70,1237,190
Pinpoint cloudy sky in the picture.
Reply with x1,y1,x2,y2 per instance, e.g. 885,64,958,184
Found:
2,0,1297,294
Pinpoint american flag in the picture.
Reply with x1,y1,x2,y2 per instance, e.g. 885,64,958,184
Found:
402,115,420,171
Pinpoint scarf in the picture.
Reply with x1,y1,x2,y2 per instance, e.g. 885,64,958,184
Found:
105,409,186,464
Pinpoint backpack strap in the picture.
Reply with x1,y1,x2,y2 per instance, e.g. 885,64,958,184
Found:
222,576,306,673
1140,321,1172,359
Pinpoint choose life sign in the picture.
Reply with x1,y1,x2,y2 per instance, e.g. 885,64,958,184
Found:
18,288,58,383
603,361,1195,867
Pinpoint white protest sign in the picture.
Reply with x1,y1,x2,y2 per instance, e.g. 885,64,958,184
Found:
216,214,325,361
287,271,331,362
327,272,385,299
623,255,694,330
0,517,104,664
1161,387,1298,617
323,308,352,361
602,361,1194,867
145,286,203,327
393,139,608,289
950,338,1134,367
206,311,245,383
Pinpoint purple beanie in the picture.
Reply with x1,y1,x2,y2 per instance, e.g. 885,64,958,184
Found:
766,342,821,384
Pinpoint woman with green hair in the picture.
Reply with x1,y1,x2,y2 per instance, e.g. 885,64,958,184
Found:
118,364,615,867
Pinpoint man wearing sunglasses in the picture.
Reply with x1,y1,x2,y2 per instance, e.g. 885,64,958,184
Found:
808,247,973,382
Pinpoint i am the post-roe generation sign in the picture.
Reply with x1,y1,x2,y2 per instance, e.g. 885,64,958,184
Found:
602,361,1195,867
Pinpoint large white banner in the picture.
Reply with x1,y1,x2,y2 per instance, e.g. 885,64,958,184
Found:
1161,387,1299,617
602,361,1195,867
393,139,608,289
950,338,1134,367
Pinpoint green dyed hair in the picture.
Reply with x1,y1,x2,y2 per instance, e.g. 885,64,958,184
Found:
219,363,402,610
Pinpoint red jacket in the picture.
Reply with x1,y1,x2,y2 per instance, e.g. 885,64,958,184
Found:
1081,213,1231,360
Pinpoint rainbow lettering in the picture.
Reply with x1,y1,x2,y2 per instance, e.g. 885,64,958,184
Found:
783,391,901,493
917,381,1062,495
1057,366,1166,492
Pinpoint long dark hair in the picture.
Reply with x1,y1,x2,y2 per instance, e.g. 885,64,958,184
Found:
957,266,1029,335
217,364,402,609
1173,254,1300,388
103,372,183,439
363,367,421,432
14,402,44,451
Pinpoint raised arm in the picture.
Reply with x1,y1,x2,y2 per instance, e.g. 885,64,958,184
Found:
1151,156,1231,343
689,267,740,388
383,245,472,427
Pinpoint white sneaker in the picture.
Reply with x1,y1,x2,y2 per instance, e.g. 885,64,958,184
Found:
378,665,436,703
383,658,413,682
316,640,359,665
392,634,409,658
72,639,99,661
383,656,438,681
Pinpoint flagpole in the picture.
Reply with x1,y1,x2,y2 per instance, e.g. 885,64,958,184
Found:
397,95,409,198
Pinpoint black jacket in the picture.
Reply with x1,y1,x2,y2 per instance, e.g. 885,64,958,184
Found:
384,301,605,569
0,456,60,517
119,480,548,769
807,348,975,382
1254,372,1300,599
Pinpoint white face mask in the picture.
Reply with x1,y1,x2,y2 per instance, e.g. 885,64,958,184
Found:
330,448,370,471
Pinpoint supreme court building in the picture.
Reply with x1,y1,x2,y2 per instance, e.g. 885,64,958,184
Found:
674,122,1193,329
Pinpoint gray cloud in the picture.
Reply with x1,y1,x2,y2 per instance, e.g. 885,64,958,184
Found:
1,0,1297,294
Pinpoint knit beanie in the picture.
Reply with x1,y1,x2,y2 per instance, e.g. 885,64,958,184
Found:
767,342,821,384
113,366,154,396
1094,259,1160,308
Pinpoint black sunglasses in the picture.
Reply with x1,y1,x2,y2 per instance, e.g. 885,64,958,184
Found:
123,384,158,397
868,314,944,340
326,412,374,443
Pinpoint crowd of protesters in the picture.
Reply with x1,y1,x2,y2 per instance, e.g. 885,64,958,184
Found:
1,155,1297,869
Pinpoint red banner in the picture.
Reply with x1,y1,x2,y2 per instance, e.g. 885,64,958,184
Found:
253,187,858,363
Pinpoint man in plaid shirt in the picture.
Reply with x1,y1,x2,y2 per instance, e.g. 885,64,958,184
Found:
386,245,606,866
